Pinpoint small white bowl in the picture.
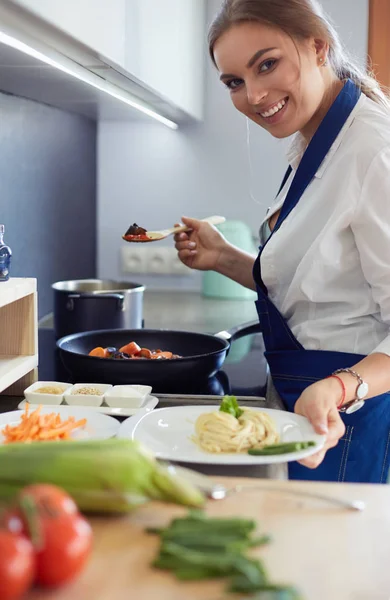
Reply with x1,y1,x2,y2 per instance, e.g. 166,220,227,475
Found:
24,381,72,405
64,384,112,407
104,385,152,409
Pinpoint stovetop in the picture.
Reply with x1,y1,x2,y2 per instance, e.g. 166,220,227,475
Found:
38,328,268,397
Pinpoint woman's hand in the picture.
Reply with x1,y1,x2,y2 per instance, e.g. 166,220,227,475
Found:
294,378,345,469
174,216,229,272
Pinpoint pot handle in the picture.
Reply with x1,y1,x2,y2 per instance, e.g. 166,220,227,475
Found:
214,320,261,343
66,293,125,312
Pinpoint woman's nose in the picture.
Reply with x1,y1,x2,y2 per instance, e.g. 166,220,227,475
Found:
246,83,267,107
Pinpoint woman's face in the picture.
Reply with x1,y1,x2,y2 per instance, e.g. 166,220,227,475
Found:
213,22,328,140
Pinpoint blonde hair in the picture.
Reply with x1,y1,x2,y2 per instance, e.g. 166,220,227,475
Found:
209,0,390,109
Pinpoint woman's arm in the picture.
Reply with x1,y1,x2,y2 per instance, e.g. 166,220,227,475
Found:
294,352,390,469
215,244,257,291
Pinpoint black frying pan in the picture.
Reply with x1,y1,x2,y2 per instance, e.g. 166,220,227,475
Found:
56,322,260,388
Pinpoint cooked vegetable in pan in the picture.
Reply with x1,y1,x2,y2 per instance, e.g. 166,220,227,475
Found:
88,341,182,360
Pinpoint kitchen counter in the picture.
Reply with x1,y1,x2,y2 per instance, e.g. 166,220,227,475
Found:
28,477,390,600
39,290,259,335
142,290,259,333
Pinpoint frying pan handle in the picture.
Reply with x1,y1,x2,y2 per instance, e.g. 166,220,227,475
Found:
66,293,125,312
214,320,261,343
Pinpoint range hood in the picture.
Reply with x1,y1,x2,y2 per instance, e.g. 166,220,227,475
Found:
0,0,191,128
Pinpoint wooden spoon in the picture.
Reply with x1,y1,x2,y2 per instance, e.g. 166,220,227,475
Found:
122,215,226,242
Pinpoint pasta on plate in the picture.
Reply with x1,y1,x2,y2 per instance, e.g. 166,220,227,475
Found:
192,407,279,454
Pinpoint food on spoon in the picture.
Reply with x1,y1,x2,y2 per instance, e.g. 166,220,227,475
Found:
192,395,280,453
123,223,151,241
1,404,87,444
126,223,148,236
0,439,205,512
88,341,182,360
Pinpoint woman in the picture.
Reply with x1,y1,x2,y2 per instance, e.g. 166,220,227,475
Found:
174,0,390,483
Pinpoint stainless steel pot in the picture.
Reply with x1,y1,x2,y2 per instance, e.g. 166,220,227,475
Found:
52,279,145,339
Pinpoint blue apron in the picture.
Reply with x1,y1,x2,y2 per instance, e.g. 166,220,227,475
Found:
253,80,390,483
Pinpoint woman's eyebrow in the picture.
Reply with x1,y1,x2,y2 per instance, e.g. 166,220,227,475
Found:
219,47,277,80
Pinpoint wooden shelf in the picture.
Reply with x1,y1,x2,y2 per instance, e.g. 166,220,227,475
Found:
0,355,38,393
0,278,38,396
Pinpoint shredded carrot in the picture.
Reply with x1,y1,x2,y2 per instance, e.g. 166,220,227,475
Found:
1,404,87,444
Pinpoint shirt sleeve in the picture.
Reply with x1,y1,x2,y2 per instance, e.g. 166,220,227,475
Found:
351,146,390,356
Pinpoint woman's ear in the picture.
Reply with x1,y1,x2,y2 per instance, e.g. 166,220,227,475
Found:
313,38,329,64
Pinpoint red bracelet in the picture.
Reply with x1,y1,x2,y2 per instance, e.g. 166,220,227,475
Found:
327,375,346,409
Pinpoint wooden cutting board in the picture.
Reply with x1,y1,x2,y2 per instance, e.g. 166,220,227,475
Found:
29,478,390,600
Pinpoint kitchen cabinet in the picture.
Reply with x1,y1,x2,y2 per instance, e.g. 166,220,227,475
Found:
125,0,205,120
4,0,205,121
9,0,127,67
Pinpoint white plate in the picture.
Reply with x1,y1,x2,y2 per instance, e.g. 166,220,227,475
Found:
1,405,120,443
18,396,159,417
117,405,326,465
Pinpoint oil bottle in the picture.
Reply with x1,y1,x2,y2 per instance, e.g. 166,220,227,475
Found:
0,224,12,282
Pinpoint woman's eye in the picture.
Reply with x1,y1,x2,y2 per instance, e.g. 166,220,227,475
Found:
225,78,243,91
259,59,277,73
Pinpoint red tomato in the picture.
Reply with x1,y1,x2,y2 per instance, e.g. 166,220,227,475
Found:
3,484,78,537
19,484,78,517
0,531,35,600
36,514,92,587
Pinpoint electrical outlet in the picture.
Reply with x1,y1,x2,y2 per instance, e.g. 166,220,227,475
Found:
121,246,194,276
146,247,172,274
169,252,194,275
121,246,148,274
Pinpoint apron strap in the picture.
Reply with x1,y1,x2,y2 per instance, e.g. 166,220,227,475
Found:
277,166,292,197
274,80,361,233
253,79,361,352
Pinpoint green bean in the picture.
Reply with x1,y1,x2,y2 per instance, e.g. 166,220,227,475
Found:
248,441,316,455
150,512,302,597
230,578,303,598
175,567,224,580
229,584,302,600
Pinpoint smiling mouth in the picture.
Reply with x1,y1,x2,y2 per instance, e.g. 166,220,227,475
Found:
257,97,289,119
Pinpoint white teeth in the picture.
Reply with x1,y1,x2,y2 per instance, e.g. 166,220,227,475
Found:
260,98,286,118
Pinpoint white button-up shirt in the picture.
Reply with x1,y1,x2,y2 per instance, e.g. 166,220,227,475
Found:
259,93,390,357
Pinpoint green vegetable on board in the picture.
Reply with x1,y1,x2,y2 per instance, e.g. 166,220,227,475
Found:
0,438,204,513
149,510,302,597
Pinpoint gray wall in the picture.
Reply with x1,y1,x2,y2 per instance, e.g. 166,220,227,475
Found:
0,92,97,318
97,0,369,290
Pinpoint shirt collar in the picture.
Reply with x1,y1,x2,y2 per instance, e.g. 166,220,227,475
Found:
285,93,367,178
